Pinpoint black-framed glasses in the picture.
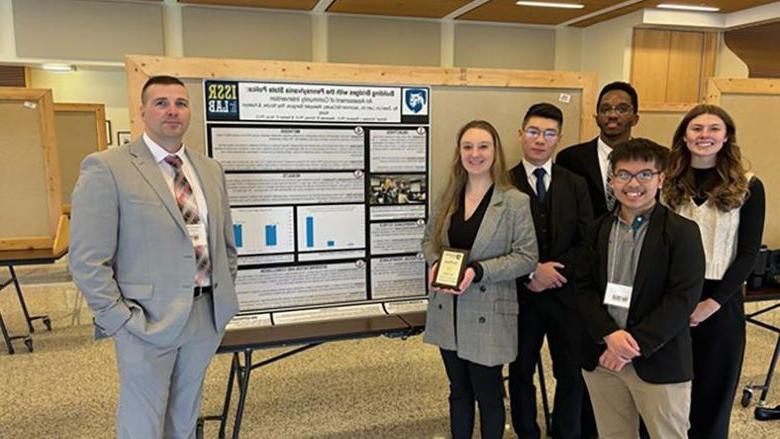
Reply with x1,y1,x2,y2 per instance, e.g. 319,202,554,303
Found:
613,169,661,182
598,103,634,116
524,128,559,140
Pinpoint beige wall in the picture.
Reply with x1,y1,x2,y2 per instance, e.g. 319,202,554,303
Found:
182,6,312,61
454,23,555,70
555,27,583,73
328,15,441,66
12,0,164,62
581,11,644,89
717,36,749,78
31,69,130,145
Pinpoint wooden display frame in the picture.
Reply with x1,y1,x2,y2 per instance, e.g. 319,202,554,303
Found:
706,78,780,247
125,55,599,142
0,88,67,251
53,103,108,214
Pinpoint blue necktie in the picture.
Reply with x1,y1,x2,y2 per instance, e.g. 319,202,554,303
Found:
533,168,547,202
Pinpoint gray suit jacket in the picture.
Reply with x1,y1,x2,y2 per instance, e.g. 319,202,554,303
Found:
422,186,538,366
69,138,239,347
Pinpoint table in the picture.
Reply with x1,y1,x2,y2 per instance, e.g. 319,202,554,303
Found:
741,286,780,417
0,248,65,354
202,311,425,439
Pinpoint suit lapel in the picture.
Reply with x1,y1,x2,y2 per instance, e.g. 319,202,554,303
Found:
469,188,503,260
596,214,612,291
129,140,188,235
186,149,221,252
585,140,606,200
549,166,562,245
630,205,664,308
511,166,534,198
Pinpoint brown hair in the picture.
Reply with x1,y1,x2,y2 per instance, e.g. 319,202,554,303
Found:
429,120,511,253
662,104,749,212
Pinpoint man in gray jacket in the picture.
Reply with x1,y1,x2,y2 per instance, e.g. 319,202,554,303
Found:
70,75,239,439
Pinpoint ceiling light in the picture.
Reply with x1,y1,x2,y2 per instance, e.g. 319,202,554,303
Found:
515,1,585,9
657,3,720,12
41,63,76,72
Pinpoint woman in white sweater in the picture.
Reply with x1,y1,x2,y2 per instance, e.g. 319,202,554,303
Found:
662,104,765,439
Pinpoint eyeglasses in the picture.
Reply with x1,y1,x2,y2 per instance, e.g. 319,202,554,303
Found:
598,103,634,116
612,169,661,182
524,128,559,140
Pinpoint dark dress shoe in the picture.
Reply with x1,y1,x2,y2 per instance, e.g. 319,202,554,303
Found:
755,405,780,421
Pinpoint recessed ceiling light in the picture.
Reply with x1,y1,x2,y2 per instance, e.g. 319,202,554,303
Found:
515,1,585,9
41,64,76,72
657,3,720,12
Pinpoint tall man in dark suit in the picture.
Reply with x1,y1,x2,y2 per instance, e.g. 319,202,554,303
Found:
70,76,239,438
578,139,705,438
508,103,594,438
557,82,640,217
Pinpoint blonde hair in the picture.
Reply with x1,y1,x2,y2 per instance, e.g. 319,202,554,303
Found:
429,120,511,253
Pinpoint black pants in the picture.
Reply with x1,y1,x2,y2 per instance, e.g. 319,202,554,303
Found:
689,292,746,439
508,295,593,439
440,349,505,439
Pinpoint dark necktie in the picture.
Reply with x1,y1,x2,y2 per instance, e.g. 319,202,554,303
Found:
605,176,617,211
164,155,212,286
533,167,547,202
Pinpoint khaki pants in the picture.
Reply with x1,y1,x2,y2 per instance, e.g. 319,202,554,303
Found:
582,364,691,439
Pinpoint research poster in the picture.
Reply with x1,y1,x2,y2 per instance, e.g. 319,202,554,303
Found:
205,80,430,315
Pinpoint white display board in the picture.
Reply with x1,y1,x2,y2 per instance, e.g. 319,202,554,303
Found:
205,80,430,317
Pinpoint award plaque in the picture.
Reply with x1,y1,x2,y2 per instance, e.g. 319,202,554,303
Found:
433,247,470,289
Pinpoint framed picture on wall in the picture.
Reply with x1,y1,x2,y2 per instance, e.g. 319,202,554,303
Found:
117,131,132,146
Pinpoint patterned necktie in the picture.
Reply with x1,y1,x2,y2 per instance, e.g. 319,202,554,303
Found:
533,167,547,202
164,155,212,286
605,175,617,211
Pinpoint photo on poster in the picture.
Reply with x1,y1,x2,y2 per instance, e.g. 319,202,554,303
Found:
369,174,426,205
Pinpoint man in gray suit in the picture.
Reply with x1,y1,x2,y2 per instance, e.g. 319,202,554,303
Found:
70,75,239,439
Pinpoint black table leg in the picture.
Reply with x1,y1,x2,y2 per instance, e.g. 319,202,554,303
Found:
8,266,51,333
232,348,253,439
218,353,239,439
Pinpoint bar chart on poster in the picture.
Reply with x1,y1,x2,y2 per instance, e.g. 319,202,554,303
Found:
205,79,430,320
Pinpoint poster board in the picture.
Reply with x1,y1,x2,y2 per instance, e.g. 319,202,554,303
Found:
707,78,779,247
125,55,596,324
0,88,67,252
53,103,107,214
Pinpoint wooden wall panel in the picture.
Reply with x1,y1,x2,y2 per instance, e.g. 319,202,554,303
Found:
632,28,717,105
667,31,704,104
631,29,670,104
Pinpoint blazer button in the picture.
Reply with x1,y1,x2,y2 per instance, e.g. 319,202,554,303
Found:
438,304,443,310
478,317,486,323
480,285,487,292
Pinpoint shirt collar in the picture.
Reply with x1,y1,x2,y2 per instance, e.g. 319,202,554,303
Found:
597,137,612,161
522,159,552,178
615,204,656,230
143,132,186,164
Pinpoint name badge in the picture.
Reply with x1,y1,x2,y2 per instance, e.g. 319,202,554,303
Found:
186,223,207,247
604,282,632,309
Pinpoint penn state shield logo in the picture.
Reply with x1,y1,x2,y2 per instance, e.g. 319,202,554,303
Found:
403,88,429,116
